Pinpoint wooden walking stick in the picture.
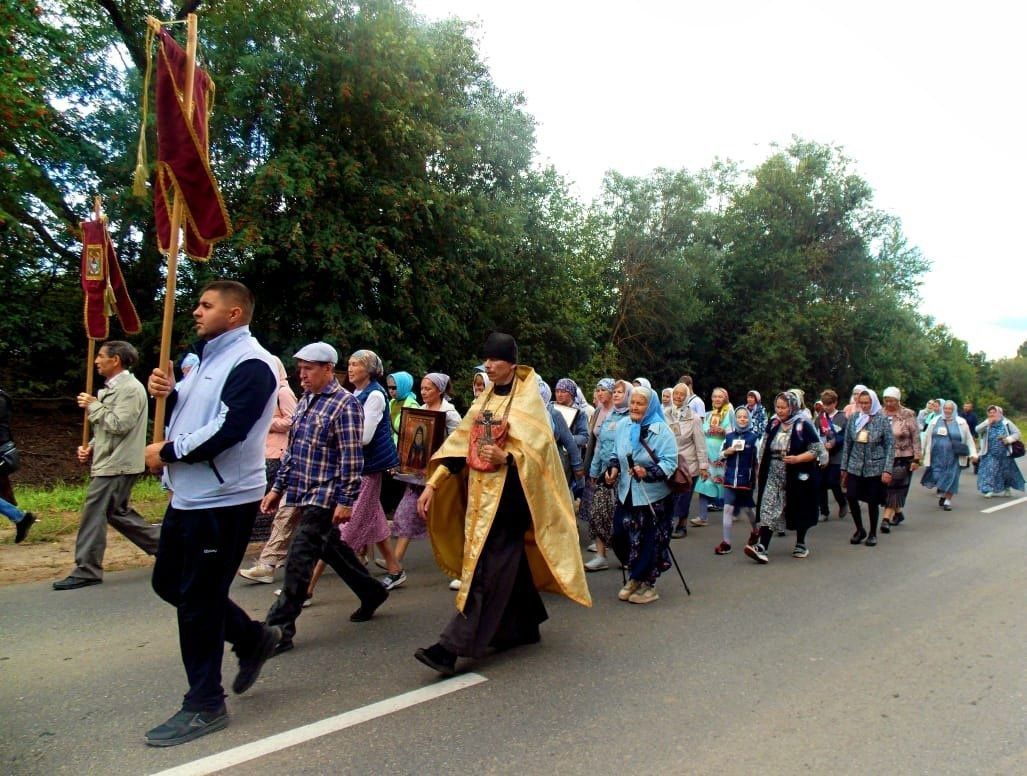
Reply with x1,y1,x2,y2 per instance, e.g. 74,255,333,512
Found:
81,195,103,448
150,13,197,444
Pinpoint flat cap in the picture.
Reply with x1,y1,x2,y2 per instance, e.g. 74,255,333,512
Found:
293,342,338,365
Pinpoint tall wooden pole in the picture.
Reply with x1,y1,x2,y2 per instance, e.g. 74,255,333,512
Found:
150,13,197,443
82,195,102,447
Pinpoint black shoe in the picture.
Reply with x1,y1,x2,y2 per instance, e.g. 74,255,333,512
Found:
52,575,102,590
881,522,891,534
891,512,905,526
232,624,281,694
850,529,867,545
14,512,36,544
707,505,722,512
938,496,945,507
414,643,457,676
274,638,294,656
865,535,877,547
671,525,687,539
145,706,228,747
350,590,388,622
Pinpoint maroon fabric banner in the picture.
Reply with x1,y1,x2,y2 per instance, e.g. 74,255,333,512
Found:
80,219,142,339
154,28,231,261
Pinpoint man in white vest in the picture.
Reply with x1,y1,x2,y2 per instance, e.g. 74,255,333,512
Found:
144,280,281,747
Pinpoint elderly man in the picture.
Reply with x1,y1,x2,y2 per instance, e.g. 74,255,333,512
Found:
262,342,388,655
414,333,591,676
53,341,159,589
144,280,282,747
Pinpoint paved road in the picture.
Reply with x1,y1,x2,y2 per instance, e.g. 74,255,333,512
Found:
1,470,1025,775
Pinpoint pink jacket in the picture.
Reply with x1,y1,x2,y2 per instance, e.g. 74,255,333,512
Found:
265,359,298,460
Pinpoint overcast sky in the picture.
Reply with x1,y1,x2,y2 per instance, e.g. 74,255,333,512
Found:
412,0,1026,359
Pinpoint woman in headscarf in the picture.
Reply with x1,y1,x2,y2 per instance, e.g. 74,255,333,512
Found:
975,405,1025,498
787,388,813,421
585,379,630,571
387,371,419,444
745,390,767,442
844,384,868,418
715,406,759,555
605,386,678,603
921,399,976,511
391,372,463,570
537,376,585,488
239,357,299,580
632,377,652,389
661,388,674,414
554,378,590,456
581,379,615,556
667,382,709,538
471,369,491,402
691,387,733,527
840,389,895,545
746,392,826,563
342,349,405,587
880,387,921,531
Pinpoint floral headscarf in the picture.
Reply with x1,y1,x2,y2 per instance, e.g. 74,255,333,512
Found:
771,391,802,430
596,378,616,393
536,374,552,405
350,349,384,379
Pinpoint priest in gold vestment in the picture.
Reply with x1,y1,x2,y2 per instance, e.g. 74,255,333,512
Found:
414,333,591,675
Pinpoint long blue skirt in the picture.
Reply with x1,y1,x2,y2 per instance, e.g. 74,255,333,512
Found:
921,436,962,493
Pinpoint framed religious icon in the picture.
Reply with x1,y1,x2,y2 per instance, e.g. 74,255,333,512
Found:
551,402,580,431
395,408,447,485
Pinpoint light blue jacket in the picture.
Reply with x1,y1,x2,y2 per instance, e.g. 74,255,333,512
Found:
611,420,678,505
589,411,627,479
164,326,278,510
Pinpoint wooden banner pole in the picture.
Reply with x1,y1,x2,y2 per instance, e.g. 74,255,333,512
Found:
151,13,198,443
82,195,103,448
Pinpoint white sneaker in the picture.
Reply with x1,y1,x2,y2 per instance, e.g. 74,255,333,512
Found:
239,564,275,583
983,491,993,499
584,555,609,572
586,542,597,553
449,578,461,590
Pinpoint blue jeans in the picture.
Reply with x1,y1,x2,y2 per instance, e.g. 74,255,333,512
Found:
0,496,25,524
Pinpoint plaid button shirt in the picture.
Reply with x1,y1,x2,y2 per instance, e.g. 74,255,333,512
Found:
272,379,364,509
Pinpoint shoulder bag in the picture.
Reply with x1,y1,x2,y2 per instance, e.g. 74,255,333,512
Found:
640,434,692,494
1005,422,1025,458
0,440,21,475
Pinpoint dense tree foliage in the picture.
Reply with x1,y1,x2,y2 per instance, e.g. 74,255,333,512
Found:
0,0,1007,414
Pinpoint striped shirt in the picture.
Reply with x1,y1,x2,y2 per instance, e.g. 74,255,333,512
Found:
272,379,364,509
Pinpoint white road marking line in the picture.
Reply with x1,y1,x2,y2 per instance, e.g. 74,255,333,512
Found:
150,673,487,776
980,496,1027,514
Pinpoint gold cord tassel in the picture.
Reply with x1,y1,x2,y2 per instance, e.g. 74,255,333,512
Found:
133,26,156,199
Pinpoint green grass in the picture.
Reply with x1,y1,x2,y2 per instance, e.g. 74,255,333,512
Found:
1,475,167,545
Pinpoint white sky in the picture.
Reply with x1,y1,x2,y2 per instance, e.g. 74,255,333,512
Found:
411,0,1026,359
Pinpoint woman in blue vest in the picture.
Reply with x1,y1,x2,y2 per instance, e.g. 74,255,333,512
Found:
342,350,404,589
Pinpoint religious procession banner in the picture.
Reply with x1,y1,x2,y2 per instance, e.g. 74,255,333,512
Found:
141,26,232,261
80,217,141,339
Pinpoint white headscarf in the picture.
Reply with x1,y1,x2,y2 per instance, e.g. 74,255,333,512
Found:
854,389,881,432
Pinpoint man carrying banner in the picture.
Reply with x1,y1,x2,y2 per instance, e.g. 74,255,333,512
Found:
53,341,159,590
144,281,281,746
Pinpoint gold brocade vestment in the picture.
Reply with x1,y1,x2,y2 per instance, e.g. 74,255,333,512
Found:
425,365,592,612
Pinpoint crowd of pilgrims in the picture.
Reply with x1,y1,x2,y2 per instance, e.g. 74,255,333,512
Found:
240,356,1025,607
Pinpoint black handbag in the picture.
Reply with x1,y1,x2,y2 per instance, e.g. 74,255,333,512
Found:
0,441,20,475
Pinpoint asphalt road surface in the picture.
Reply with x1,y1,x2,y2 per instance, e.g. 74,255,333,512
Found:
1,469,1024,775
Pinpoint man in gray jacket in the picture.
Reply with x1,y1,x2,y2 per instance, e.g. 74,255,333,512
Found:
53,341,160,590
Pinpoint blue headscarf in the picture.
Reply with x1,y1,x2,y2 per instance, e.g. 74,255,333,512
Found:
628,385,666,447
536,374,552,405
388,371,414,401
597,378,615,393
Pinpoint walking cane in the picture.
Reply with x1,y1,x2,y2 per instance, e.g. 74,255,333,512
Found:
625,458,692,595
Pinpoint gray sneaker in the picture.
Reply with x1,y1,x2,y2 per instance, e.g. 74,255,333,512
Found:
584,555,609,572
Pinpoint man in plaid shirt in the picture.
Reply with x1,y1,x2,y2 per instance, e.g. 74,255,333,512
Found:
262,342,388,654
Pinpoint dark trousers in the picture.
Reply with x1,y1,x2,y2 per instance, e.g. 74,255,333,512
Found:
819,464,845,515
265,505,386,644
152,501,264,713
